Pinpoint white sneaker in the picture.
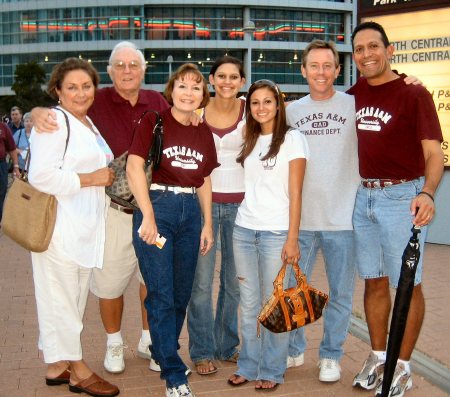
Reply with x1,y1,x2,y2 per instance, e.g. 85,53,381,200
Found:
137,339,152,360
165,383,196,397
149,358,191,377
353,352,385,390
104,342,126,373
149,357,162,372
374,362,412,397
318,358,341,382
287,353,305,368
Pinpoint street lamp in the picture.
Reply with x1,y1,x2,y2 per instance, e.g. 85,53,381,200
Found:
167,55,173,78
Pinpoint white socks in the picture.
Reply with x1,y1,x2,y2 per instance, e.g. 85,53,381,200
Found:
107,330,153,347
372,351,411,374
141,329,152,345
398,359,411,374
107,331,123,346
373,350,387,361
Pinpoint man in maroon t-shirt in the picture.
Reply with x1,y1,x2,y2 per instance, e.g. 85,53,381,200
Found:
32,42,170,375
349,22,444,397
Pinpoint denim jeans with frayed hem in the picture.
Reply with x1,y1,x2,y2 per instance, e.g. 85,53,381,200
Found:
133,189,201,388
187,202,240,363
288,230,356,361
233,225,290,384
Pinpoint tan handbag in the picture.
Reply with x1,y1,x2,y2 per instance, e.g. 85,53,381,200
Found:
1,108,70,252
258,261,329,334
2,178,57,252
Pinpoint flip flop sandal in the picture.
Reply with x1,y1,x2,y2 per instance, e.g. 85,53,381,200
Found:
255,380,279,392
228,374,249,387
195,359,218,375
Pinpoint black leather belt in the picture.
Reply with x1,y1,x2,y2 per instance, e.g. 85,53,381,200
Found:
110,200,133,214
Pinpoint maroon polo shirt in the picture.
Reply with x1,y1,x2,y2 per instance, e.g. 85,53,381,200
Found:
88,87,169,157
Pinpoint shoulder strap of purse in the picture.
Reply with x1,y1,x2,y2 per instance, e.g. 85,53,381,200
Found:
136,110,163,170
17,128,23,143
52,107,71,158
23,107,71,176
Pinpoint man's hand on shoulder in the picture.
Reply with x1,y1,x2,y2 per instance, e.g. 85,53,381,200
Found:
404,75,425,87
31,107,59,133
189,111,203,127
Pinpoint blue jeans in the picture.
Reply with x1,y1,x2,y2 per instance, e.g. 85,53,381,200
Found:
132,190,201,388
187,202,240,362
353,178,427,287
288,230,356,361
0,160,8,222
233,225,290,384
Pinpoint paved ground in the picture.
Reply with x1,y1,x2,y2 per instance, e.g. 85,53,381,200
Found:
0,230,449,397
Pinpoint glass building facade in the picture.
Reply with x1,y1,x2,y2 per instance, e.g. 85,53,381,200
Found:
0,0,356,95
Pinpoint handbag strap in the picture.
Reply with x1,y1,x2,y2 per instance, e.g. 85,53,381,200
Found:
135,110,163,171
22,107,71,179
273,261,295,331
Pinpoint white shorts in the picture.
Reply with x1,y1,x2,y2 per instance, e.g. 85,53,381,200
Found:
90,204,144,299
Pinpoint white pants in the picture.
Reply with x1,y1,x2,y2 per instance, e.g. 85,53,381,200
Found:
32,242,91,363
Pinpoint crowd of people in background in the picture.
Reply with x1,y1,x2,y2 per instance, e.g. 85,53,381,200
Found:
0,20,444,397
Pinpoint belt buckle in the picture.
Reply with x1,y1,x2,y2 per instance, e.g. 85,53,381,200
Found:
173,186,181,194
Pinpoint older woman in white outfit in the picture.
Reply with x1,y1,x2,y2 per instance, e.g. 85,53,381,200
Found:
29,58,118,397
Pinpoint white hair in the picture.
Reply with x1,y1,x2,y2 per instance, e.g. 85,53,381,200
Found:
107,41,146,72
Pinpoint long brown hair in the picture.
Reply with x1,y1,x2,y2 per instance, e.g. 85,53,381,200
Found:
237,79,287,165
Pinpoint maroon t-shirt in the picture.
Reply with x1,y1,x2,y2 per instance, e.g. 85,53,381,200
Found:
129,108,219,188
0,122,16,160
348,75,443,179
88,87,169,157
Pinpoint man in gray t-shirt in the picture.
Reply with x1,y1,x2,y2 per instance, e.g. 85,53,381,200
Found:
285,40,359,383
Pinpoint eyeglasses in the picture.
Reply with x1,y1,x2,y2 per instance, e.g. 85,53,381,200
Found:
111,60,142,71
250,79,281,95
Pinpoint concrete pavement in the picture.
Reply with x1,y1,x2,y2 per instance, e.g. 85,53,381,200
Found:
1,230,449,396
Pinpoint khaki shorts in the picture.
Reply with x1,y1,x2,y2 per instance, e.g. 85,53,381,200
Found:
90,204,144,299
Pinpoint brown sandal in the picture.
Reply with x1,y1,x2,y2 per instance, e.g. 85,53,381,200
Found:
195,359,218,375
45,368,71,386
69,372,119,397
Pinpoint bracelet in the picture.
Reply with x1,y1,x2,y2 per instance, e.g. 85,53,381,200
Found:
13,164,19,168
418,191,434,202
